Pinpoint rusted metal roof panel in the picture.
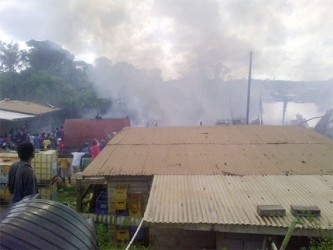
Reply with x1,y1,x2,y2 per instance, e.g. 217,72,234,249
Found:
0,99,59,115
144,175,333,229
82,126,333,177
64,118,130,148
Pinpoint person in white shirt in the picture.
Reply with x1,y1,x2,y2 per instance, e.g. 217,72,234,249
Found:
71,152,86,173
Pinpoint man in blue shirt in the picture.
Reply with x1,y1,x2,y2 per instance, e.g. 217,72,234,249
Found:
7,142,38,204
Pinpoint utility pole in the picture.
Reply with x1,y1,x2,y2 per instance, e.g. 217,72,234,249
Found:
246,51,253,124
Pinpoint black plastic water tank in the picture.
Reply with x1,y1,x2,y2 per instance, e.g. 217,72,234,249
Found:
0,198,98,250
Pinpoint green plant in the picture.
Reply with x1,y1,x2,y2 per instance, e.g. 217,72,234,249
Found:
96,224,114,249
293,217,333,250
306,235,333,250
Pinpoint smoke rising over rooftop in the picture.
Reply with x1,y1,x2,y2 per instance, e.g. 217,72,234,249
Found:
1,0,332,81
0,0,332,125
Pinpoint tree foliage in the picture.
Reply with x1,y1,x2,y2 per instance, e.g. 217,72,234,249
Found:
0,40,111,118
0,41,28,73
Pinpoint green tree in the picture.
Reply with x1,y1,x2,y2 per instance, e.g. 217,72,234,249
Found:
0,41,27,73
0,39,112,119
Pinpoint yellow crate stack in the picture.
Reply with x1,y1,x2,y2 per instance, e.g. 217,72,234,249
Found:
32,150,58,184
0,153,19,204
128,192,143,217
0,153,19,175
116,228,130,241
0,163,11,175
113,184,128,210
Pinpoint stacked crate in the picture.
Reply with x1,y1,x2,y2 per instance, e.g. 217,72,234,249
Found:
0,153,19,204
95,191,108,215
32,150,58,200
114,185,130,241
39,181,58,200
32,150,58,184
127,192,143,217
114,185,128,211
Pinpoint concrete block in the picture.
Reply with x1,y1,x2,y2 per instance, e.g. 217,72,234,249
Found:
257,205,286,216
290,205,321,217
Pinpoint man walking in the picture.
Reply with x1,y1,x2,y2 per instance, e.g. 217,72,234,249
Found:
7,142,38,204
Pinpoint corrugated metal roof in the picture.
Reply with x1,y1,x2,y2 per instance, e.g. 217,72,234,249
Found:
0,99,59,115
0,110,35,121
144,175,333,230
82,126,333,177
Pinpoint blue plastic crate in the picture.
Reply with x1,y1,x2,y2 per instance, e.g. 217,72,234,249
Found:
98,191,108,201
129,226,144,240
116,210,129,216
95,207,108,215
96,199,108,209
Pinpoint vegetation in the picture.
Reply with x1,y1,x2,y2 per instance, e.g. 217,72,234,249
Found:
0,40,111,119
55,186,151,250
96,224,148,250
288,217,333,250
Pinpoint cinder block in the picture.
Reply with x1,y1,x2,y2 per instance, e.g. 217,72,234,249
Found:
290,205,321,217
257,205,286,216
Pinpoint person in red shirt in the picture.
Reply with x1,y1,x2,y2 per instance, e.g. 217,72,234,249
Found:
90,139,100,160
57,138,65,154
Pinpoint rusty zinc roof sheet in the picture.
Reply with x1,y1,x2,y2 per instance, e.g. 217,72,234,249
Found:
144,175,333,229
82,125,333,177
64,118,130,148
0,99,59,115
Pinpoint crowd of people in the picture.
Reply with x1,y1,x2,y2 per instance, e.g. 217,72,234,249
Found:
57,138,107,188
0,126,65,153
5,124,109,201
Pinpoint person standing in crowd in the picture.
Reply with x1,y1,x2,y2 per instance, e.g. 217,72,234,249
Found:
71,152,86,174
42,136,51,150
90,139,100,160
60,125,64,140
33,133,42,150
16,129,29,146
99,139,106,151
57,138,65,154
58,156,72,187
7,142,38,204
55,127,62,140
81,142,91,156
28,132,34,146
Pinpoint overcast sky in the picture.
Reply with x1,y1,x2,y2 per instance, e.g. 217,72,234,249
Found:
0,0,332,81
